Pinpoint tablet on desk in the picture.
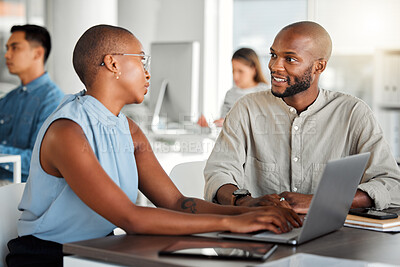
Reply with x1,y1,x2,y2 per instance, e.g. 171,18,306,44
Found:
159,240,277,261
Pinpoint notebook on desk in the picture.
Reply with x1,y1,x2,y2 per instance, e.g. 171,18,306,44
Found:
219,153,371,245
345,213,400,232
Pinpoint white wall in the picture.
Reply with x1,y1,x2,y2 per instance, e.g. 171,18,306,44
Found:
309,0,400,55
118,0,205,115
117,0,160,54
204,0,233,120
46,0,117,94
45,0,232,120
118,0,232,120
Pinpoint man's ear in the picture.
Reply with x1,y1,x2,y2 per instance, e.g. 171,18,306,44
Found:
33,46,45,62
102,55,119,73
315,60,327,73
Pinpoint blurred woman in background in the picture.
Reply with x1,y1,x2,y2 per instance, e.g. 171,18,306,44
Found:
214,48,268,127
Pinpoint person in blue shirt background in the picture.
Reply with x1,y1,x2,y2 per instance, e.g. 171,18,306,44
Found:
0,24,64,184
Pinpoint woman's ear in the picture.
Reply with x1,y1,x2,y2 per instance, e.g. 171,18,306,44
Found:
102,55,119,73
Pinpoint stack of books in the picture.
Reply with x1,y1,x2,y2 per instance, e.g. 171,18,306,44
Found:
344,214,400,232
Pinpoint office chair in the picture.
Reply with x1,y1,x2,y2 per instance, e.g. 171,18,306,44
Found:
113,161,206,235
169,160,206,199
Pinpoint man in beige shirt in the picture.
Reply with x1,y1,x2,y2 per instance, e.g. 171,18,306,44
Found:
204,21,400,212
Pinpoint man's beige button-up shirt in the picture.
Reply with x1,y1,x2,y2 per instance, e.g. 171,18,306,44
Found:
204,89,400,210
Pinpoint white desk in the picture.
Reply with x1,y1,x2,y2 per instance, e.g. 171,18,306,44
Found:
0,154,21,183
148,132,215,174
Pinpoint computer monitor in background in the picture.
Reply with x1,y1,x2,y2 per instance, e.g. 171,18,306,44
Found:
149,42,200,133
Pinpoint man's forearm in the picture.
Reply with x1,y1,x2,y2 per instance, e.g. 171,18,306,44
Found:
351,189,373,208
215,184,239,205
216,185,293,209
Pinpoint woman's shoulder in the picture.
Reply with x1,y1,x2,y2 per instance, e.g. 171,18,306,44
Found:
51,93,86,118
224,86,238,94
232,90,274,112
254,82,269,90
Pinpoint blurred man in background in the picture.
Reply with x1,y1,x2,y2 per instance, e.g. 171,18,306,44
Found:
0,24,64,185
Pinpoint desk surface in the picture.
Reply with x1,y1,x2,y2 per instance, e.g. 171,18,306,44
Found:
64,227,400,267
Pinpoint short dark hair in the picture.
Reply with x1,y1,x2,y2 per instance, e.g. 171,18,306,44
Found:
73,24,135,87
11,24,51,63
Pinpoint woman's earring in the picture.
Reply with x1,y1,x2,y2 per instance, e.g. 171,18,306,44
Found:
114,71,121,80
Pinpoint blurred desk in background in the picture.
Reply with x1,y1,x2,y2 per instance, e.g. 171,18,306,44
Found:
136,132,216,206
148,132,216,173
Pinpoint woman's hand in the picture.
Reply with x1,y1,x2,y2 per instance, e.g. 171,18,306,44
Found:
225,206,302,234
213,118,224,127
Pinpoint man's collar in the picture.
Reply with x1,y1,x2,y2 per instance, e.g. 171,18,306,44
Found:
18,72,50,93
298,88,325,116
277,88,324,116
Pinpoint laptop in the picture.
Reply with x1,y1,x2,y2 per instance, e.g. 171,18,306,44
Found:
219,153,371,245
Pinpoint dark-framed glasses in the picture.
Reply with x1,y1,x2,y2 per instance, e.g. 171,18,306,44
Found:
100,53,151,71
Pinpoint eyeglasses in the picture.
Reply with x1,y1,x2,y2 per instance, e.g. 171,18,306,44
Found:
100,53,151,71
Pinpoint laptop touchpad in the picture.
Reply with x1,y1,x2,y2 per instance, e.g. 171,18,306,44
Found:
254,227,302,239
